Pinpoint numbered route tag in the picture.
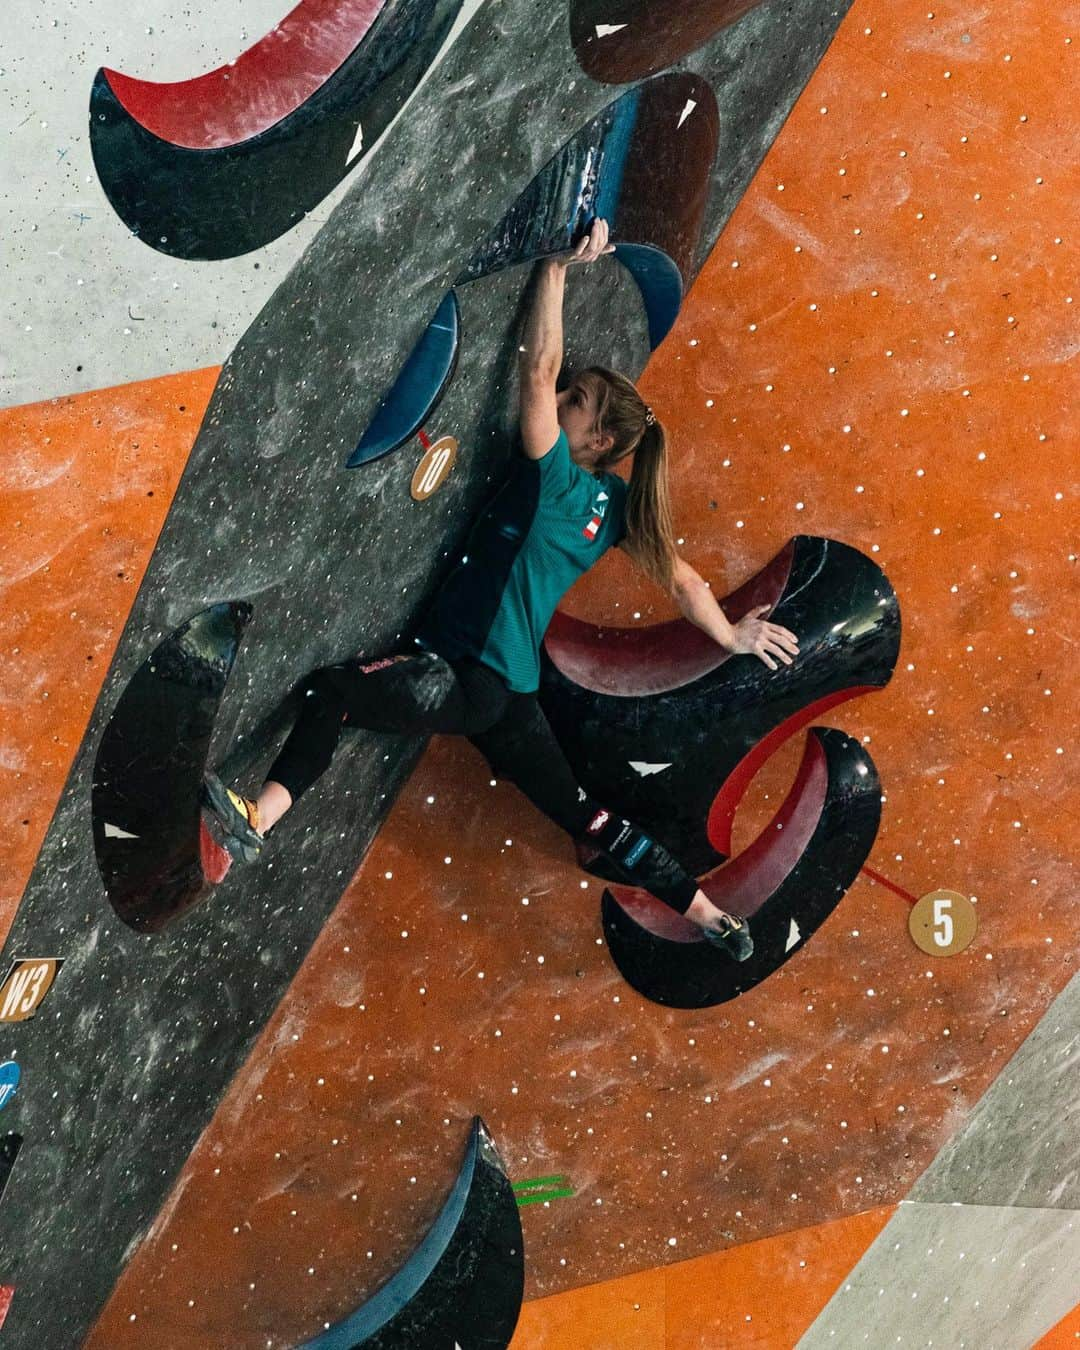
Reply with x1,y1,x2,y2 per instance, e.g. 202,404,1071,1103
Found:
411,435,458,501
909,889,978,957
0,958,63,1022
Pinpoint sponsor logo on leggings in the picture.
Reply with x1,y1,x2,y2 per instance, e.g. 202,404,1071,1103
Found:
586,809,610,834
623,834,653,868
358,654,408,675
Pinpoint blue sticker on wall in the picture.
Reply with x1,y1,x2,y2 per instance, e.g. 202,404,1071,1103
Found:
0,1062,20,1113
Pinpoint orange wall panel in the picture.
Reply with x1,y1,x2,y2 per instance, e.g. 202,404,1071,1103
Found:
0,371,216,939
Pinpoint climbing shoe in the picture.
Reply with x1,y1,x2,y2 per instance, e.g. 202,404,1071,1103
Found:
702,912,754,962
199,772,263,864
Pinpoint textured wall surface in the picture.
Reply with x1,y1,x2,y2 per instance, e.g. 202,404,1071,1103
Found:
2,0,860,1343
0,0,1076,1346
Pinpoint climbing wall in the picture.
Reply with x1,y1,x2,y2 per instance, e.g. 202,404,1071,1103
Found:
1,0,1076,1346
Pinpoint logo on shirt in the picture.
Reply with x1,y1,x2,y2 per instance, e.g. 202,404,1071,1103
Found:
582,489,610,542
586,809,610,835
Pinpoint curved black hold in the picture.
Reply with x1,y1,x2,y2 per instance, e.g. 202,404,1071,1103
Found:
539,535,901,876
570,0,767,85
91,602,253,933
608,243,683,352
298,1117,523,1349
347,291,462,467
348,72,715,466
458,73,715,342
599,728,881,1008
88,0,463,260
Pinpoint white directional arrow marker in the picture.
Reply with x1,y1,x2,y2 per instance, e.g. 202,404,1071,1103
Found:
785,917,802,952
678,98,697,129
628,761,672,777
103,822,139,839
346,122,365,164
595,23,628,37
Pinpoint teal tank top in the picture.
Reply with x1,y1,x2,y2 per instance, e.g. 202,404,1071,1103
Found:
417,430,628,692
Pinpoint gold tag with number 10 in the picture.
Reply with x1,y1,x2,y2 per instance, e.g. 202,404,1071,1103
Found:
411,436,458,501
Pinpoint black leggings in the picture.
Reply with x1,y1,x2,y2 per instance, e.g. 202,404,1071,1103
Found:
267,650,699,915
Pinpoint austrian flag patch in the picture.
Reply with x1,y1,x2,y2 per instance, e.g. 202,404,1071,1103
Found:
583,488,609,541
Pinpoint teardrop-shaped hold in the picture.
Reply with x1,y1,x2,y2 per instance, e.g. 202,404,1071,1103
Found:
91,601,253,932
299,1117,523,1349
348,292,461,468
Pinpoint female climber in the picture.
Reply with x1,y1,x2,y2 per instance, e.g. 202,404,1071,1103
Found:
200,217,800,960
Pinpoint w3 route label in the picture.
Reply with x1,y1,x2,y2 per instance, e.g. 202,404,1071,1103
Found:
0,958,63,1022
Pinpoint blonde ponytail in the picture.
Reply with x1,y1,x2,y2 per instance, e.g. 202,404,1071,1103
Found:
584,366,677,590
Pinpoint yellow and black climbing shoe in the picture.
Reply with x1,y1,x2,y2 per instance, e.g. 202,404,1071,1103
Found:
199,773,263,864
702,912,754,962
